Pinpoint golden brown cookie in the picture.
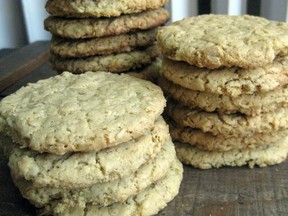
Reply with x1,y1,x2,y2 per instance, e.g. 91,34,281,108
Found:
44,8,169,39
169,120,288,152
7,117,169,188
162,57,288,97
50,45,159,74
11,138,176,209
50,28,158,58
0,72,166,155
166,102,288,137
157,15,288,69
175,138,288,169
46,0,168,18
158,76,288,116
41,159,183,216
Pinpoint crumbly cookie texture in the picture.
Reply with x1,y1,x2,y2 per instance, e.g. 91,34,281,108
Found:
50,45,159,74
166,102,288,136
0,72,166,155
7,117,169,188
158,76,288,116
127,58,162,82
50,28,158,58
169,121,288,151
157,14,288,69
12,138,176,209
41,159,183,216
162,57,288,97
175,136,288,169
46,0,168,18
44,8,169,39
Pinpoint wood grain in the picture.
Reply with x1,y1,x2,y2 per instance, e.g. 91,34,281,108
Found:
0,41,50,92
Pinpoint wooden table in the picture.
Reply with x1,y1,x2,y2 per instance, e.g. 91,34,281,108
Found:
0,41,288,216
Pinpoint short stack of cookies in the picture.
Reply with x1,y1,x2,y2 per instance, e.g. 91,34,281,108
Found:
0,72,183,215
157,14,288,169
44,0,170,81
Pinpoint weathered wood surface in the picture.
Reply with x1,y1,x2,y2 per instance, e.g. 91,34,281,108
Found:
0,42,288,216
0,41,50,93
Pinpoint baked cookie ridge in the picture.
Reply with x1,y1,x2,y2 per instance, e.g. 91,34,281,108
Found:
162,57,288,97
11,138,176,209
44,8,170,39
41,159,183,216
158,76,288,116
169,121,288,152
175,137,288,169
50,44,159,74
50,28,158,58
7,117,169,188
166,102,288,136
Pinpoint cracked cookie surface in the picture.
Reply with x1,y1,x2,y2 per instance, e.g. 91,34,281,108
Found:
169,121,288,151
41,158,183,216
50,28,158,58
157,15,288,69
50,45,159,74
7,117,169,188
0,72,166,155
175,136,288,169
162,57,288,97
166,102,288,136
158,76,288,116
12,138,176,210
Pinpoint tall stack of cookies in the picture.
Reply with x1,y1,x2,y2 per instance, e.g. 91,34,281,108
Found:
157,14,288,169
44,0,170,81
0,72,183,215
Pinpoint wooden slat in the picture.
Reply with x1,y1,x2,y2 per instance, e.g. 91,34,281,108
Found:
0,41,50,92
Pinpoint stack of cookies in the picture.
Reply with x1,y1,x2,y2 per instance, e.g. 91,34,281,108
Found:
44,0,170,81
157,14,288,169
0,72,183,215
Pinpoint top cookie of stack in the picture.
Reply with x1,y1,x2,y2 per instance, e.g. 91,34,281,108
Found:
0,72,183,215
157,14,288,169
44,0,170,80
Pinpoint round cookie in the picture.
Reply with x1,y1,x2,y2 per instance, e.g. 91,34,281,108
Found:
12,138,176,209
50,45,159,74
8,117,169,188
158,76,288,116
166,102,288,136
157,14,288,69
162,57,288,97
46,0,168,18
41,159,183,216
44,8,169,39
50,28,158,58
169,122,288,151
175,137,288,169
0,72,166,155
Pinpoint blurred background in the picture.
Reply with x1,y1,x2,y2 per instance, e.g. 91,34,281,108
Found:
1,0,288,49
